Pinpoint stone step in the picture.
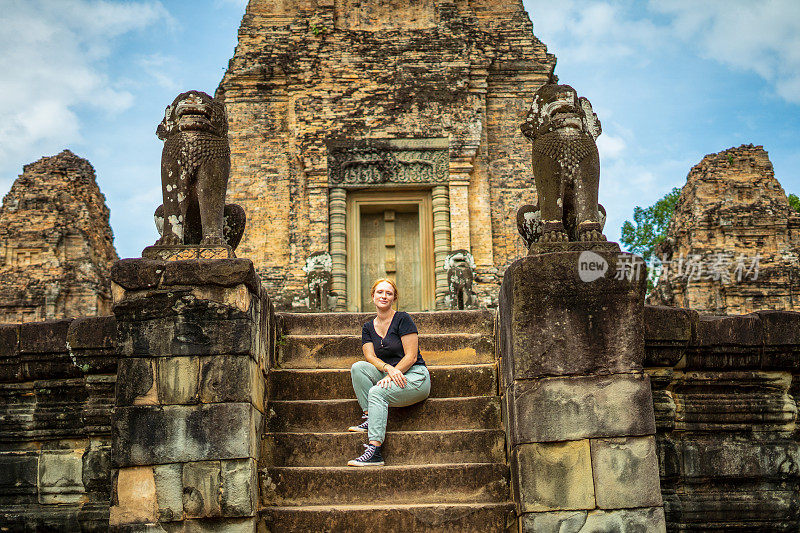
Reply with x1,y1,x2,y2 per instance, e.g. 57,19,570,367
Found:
263,429,505,467
279,310,493,336
261,502,514,532
278,333,493,369
261,463,509,506
269,364,497,400
267,397,501,433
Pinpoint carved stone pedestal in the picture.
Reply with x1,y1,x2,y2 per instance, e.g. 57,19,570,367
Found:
141,245,235,261
498,250,665,532
107,258,273,532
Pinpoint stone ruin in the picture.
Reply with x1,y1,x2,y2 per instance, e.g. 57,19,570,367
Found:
0,150,118,323
650,144,800,314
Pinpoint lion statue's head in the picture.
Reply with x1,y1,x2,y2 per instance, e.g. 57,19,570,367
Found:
156,90,228,140
521,83,601,142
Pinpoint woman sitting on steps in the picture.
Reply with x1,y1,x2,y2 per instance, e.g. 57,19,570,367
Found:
347,278,431,466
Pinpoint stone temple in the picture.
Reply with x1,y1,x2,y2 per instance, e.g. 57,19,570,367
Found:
217,0,555,310
650,145,800,314
0,150,118,323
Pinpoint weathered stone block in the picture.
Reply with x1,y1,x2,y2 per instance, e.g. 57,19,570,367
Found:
19,319,71,354
183,461,222,518
690,314,763,369
112,403,261,466
199,356,264,411
499,252,645,384
116,316,253,358
67,315,117,350
82,440,112,493
590,436,662,509
154,463,183,522
161,259,260,294
508,373,656,444
220,459,257,517
0,453,38,496
759,310,800,369
644,305,695,367
116,358,155,405
520,507,666,532
511,441,595,513
160,517,257,532
158,356,200,405
111,258,166,291
681,437,800,480
38,448,85,504
109,466,158,526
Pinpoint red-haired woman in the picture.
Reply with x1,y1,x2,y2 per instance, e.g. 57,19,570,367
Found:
347,278,430,466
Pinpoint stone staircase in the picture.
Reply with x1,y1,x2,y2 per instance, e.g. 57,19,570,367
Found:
260,310,513,532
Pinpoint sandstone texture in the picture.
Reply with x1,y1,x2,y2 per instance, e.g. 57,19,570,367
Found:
650,144,800,315
217,0,556,310
0,150,118,323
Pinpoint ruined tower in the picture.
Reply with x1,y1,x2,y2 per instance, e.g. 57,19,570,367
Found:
0,150,118,322
650,145,800,314
217,0,556,310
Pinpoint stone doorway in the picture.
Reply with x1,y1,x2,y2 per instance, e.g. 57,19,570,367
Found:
346,191,434,311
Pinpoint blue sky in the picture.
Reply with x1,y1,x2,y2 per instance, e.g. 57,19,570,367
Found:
1,0,798,259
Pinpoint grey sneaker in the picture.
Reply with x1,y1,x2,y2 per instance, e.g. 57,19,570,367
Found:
347,443,384,467
348,414,368,433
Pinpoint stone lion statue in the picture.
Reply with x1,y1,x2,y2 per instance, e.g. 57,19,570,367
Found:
153,90,244,249
519,83,606,244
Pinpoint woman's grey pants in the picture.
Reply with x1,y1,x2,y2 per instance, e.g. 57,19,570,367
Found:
350,360,431,444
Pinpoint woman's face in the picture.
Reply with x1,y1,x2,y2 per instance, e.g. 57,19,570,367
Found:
372,281,396,309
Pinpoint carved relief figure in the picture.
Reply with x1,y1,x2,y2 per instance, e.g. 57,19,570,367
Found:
154,90,243,248
303,252,336,311
519,84,606,244
444,249,477,310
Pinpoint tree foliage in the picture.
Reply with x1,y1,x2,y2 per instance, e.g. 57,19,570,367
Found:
620,187,681,261
788,193,800,212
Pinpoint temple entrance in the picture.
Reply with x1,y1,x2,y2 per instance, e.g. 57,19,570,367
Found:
346,191,434,311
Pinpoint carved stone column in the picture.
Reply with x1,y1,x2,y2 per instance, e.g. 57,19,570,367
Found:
448,157,473,251
329,188,347,311
498,250,665,531
432,186,451,308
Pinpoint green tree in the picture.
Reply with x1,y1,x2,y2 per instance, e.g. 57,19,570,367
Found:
620,187,681,261
788,193,800,212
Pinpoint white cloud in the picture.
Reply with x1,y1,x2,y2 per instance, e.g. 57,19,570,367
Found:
652,0,800,103
527,0,668,66
0,0,171,173
597,133,626,161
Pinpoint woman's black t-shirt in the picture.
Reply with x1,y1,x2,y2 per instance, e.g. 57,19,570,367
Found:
361,311,426,367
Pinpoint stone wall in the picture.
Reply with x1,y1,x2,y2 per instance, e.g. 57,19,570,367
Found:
217,0,555,310
646,305,800,531
0,316,117,531
1,304,799,530
0,150,119,324
650,145,800,314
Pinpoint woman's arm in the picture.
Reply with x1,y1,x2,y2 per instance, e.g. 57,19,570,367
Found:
362,342,391,372
379,333,419,388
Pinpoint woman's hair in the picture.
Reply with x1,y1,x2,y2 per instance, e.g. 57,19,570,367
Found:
370,278,399,302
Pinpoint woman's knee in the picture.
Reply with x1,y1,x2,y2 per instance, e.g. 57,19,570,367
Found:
351,360,371,375
368,384,388,402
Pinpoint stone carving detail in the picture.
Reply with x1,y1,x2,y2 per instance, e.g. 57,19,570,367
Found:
444,249,477,310
303,252,337,311
519,84,606,244
148,90,245,259
327,141,448,187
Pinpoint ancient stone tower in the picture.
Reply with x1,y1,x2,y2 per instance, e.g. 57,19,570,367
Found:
650,145,800,314
0,150,118,323
217,0,555,311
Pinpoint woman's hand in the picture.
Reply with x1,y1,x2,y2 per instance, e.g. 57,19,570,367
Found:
379,365,407,388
